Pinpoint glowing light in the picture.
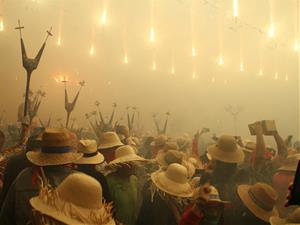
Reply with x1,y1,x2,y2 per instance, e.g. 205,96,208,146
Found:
0,19,3,32
224,80,228,85
294,39,299,52
192,47,196,57
124,54,128,64
54,77,59,83
171,66,175,74
212,77,215,83
218,54,224,66
268,24,275,38
57,36,61,46
89,45,95,55
152,61,156,71
274,72,278,80
100,9,107,26
192,72,196,79
150,27,155,42
233,0,238,18
240,62,244,72
259,68,263,76
285,74,289,81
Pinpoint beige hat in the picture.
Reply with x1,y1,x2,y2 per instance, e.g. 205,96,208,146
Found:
278,154,300,172
150,135,168,148
208,135,245,163
270,208,300,225
243,141,256,153
156,149,184,167
195,185,230,204
187,157,204,170
151,163,193,198
30,173,115,225
75,139,105,165
26,128,83,166
238,183,278,222
98,132,123,150
108,145,146,166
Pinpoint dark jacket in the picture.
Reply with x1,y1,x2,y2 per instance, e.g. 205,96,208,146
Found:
0,151,32,208
0,166,76,225
76,165,112,202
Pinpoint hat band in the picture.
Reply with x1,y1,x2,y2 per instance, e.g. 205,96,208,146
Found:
42,146,71,154
248,190,273,212
208,194,221,201
83,152,98,158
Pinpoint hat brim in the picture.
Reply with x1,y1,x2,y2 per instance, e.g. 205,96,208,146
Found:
26,151,83,166
238,185,278,222
98,142,123,150
75,152,105,165
30,197,115,225
277,165,297,172
208,144,245,163
151,170,193,198
108,154,147,166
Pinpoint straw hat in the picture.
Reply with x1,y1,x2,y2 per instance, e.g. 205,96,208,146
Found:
208,135,245,163
26,128,83,166
237,183,278,222
277,154,300,172
108,145,146,166
30,173,115,225
243,141,256,153
270,208,300,225
187,157,204,170
195,185,230,204
156,149,184,167
75,139,105,165
98,132,123,150
151,163,193,198
177,136,192,150
150,135,168,148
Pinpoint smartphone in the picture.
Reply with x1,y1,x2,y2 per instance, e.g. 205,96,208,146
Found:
287,160,300,205
262,120,277,136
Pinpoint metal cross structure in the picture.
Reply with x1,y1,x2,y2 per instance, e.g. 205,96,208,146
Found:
224,104,243,135
152,111,171,135
15,20,52,118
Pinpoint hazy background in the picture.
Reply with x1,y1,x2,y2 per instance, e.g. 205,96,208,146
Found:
0,0,299,140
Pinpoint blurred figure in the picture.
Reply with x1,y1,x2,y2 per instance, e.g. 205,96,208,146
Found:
98,132,123,163
270,207,300,225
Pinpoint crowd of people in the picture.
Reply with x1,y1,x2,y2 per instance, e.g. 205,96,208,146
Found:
0,119,299,225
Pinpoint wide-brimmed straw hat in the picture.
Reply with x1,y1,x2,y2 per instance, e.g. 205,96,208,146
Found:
30,173,115,225
277,154,300,172
156,149,184,167
238,183,278,222
243,141,256,153
151,163,193,198
108,145,146,166
270,208,300,225
75,139,105,165
26,128,83,166
208,135,245,163
98,132,123,150
150,135,168,148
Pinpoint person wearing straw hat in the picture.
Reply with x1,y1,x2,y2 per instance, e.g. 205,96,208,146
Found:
106,145,146,225
0,128,82,225
136,163,193,225
180,184,230,225
208,135,245,201
74,139,111,203
30,173,115,225
150,134,168,158
270,207,300,225
272,154,300,217
230,182,278,225
98,131,123,163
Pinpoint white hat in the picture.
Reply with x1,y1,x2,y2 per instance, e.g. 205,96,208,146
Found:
151,163,193,198
75,139,105,165
108,145,147,166
30,173,115,225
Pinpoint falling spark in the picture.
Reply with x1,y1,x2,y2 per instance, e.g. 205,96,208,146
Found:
0,19,3,32
89,45,95,55
150,27,155,42
268,24,275,38
212,77,215,83
294,39,299,52
124,54,128,64
101,9,107,26
54,77,59,83
57,36,61,46
274,72,278,80
233,0,238,18
285,74,289,81
152,61,156,71
192,47,196,57
171,66,175,74
192,72,196,79
240,62,244,72
218,54,224,66
259,68,263,76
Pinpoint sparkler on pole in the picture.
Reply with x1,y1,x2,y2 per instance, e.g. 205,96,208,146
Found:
152,112,170,135
0,16,3,32
218,54,224,66
152,60,156,71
